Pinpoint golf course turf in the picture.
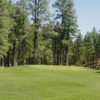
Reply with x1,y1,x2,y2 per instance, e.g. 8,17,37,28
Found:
0,65,100,100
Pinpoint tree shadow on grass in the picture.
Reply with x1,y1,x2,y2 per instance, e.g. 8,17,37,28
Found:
96,71,100,73
95,69,100,74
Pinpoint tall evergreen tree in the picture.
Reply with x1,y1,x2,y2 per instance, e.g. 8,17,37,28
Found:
5,1,33,66
84,32,95,67
53,0,78,65
72,33,85,65
42,22,59,65
28,0,49,64
16,0,33,65
0,0,12,66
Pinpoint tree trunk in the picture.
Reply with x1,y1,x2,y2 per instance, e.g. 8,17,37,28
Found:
1,58,4,67
57,48,60,65
4,51,10,67
66,46,69,66
11,40,16,66
53,38,57,65
33,30,38,64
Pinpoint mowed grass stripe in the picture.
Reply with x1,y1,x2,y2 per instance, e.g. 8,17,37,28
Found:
0,65,100,100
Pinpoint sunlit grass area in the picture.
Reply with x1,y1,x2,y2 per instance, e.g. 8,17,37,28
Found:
0,65,100,100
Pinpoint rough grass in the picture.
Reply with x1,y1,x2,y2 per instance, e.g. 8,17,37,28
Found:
0,65,100,100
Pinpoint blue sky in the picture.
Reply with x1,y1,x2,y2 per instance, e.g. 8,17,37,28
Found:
74,0,100,34
13,0,100,34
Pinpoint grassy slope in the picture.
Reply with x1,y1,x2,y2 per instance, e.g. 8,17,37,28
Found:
0,65,100,100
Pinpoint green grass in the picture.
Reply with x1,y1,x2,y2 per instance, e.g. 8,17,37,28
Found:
0,65,100,100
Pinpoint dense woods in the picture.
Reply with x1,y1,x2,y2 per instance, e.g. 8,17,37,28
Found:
0,0,100,68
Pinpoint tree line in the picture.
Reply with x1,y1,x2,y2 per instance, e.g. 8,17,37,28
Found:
0,0,100,68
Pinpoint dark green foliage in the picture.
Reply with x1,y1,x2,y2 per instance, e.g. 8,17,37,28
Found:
70,28,100,68
28,0,49,64
71,33,85,66
0,0,100,68
53,0,78,65
0,0,12,66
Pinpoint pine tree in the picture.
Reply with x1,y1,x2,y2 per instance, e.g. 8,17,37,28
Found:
84,32,95,67
16,0,33,65
28,0,49,64
0,0,12,66
53,0,78,65
42,22,59,65
9,2,33,66
72,33,85,66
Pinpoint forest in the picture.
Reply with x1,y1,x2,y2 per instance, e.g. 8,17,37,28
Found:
0,0,100,68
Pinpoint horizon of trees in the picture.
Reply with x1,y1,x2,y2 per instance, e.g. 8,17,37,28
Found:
0,0,100,68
